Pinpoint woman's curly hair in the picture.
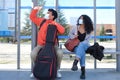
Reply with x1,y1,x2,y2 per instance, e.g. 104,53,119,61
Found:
77,15,94,34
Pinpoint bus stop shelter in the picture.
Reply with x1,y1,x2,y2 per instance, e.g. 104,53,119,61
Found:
0,0,120,80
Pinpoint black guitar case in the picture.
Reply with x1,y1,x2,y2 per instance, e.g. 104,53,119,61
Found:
33,24,57,80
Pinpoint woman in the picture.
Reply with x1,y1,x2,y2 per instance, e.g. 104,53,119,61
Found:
69,15,93,79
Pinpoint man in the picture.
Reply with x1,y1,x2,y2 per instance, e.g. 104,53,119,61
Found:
29,6,65,78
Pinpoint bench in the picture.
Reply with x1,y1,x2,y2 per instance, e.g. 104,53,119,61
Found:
62,48,120,56
59,42,120,69
59,41,120,54
58,36,120,70
59,42,120,54
63,48,120,69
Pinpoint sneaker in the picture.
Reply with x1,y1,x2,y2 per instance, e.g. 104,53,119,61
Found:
57,71,62,78
30,73,34,78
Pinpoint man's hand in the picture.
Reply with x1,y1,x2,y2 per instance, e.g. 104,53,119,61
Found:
33,6,42,11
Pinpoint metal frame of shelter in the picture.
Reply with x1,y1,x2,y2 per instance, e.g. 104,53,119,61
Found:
15,0,120,71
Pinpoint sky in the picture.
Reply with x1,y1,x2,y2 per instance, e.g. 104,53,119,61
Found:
20,0,115,28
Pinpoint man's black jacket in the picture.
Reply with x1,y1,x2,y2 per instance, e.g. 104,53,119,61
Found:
86,42,105,61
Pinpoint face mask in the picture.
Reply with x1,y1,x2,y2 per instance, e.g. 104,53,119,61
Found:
44,14,49,19
79,19,83,24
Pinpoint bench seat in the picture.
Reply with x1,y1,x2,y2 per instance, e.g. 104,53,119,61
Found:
63,49,120,54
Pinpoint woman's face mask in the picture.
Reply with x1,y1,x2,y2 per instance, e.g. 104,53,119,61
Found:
79,19,83,25
44,14,49,19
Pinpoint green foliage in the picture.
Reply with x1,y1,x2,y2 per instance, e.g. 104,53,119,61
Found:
38,0,46,17
57,10,69,35
99,25,106,41
0,37,13,43
21,0,46,36
21,12,31,36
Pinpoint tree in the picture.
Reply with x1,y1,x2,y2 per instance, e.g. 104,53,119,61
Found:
37,0,46,17
99,24,106,41
21,0,46,36
21,12,31,35
57,10,69,35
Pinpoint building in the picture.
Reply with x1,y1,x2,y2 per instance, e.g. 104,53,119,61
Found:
96,24,116,36
0,0,15,31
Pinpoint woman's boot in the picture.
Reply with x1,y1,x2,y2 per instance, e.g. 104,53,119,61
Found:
80,66,85,79
71,59,78,71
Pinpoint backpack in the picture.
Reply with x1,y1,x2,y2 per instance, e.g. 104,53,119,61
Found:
33,24,57,80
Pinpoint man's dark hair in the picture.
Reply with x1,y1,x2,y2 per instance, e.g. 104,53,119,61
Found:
48,9,58,20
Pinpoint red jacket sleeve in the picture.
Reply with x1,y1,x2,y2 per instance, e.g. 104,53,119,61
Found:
30,9,44,26
55,22,65,34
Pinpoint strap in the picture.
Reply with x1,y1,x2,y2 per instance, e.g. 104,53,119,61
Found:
38,19,46,30
57,36,59,47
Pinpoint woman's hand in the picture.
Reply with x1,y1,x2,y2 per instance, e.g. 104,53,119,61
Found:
71,33,78,38
74,35,78,38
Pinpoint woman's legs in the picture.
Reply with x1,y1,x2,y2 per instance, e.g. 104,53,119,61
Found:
71,59,79,71
80,66,85,79
75,42,89,66
71,42,89,79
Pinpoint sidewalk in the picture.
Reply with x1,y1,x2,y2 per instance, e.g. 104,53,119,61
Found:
0,68,120,80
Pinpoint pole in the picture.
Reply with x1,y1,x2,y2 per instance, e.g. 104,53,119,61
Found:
15,0,18,68
15,0,17,43
55,0,59,22
93,0,97,69
55,0,58,11
31,0,38,50
116,0,120,71
31,0,38,70
17,0,21,69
